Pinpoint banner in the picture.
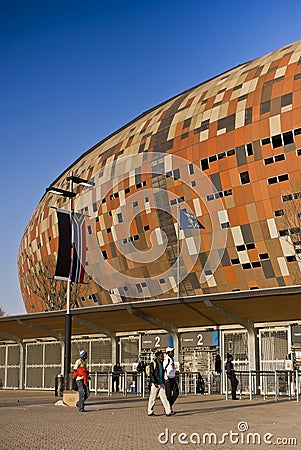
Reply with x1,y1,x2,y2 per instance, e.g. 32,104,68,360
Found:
55,209,72,280
71,212,86,283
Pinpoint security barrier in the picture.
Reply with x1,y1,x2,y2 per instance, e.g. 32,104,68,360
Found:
225,370,301,401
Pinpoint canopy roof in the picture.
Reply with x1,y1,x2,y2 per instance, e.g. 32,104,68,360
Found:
1,286,300,342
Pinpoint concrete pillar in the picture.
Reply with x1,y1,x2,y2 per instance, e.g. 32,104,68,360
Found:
19,342,25,389
171,332,181,369
111,335,118,364
247,326,260,395
247,326,259,371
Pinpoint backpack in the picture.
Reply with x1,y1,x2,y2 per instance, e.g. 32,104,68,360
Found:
145,361,156,377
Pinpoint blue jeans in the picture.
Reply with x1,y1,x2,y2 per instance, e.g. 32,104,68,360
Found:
76,380,90,411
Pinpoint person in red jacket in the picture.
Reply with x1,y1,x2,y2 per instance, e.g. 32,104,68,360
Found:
73,350,90,412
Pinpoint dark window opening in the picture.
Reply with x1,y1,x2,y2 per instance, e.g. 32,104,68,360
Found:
227,149,235,156
281,93,292,107
251,261,261,268
260,101,270,114
259,253,269,260
279,229,289,236
283,131,294,145
200,119,210,131
246,243,256,250
264,157,274,165
261,137,271,145
245,107,252,125
188,163,194,175
201,158,209,171
274,153,285,162
272,134,283,148
246,143,253,156
231,258,240,265
215,192,223,198
286,255,297,262
183,118,191,129
240,171,250,185
282,194,293,202
173,168,180,180
221,222,230,229
278,174,289,182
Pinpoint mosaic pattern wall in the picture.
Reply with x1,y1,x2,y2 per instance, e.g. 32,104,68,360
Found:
18,41,301,312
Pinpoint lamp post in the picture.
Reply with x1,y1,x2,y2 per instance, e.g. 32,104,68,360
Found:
46,173,94,390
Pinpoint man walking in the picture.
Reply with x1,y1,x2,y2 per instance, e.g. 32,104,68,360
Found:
73,349,90,412
148,351,172,416
225,353,239,400
163,347,179,413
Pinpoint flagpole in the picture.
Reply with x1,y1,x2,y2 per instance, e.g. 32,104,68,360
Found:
64,173,73,390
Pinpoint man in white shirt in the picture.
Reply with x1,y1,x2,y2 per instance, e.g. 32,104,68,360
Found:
163,347,179,413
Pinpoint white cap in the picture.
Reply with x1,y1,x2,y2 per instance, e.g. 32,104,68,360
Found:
166,347,174,353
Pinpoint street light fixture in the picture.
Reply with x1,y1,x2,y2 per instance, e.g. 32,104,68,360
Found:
45,173,92,390
45,186,76,198
67,175,95,187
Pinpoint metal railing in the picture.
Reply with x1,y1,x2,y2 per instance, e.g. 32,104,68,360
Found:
225,370,301,401
89,371,146,397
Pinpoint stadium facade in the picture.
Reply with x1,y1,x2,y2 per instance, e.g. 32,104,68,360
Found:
1,41,301,391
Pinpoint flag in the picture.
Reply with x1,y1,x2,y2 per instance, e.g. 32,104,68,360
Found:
70,212,86,283
55,209,72,280
179,209,205,230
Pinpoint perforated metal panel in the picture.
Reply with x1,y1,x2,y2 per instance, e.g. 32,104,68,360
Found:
0,346,5,365
27,344,43,365
0,344,21,389
120,337,139,370
222,330,249,370
6,367,19,387
260,329,288,371
25,342,62,389
91,339,112,364
7,346,20,365
44,343,61,365
26,367,43,388
0,367,5,387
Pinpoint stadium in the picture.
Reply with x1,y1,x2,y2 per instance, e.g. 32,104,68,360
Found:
0,41,301,393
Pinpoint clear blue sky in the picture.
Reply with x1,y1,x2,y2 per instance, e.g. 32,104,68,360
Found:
1,0,300,316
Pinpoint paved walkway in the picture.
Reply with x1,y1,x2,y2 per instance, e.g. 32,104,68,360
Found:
0,390,300,449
